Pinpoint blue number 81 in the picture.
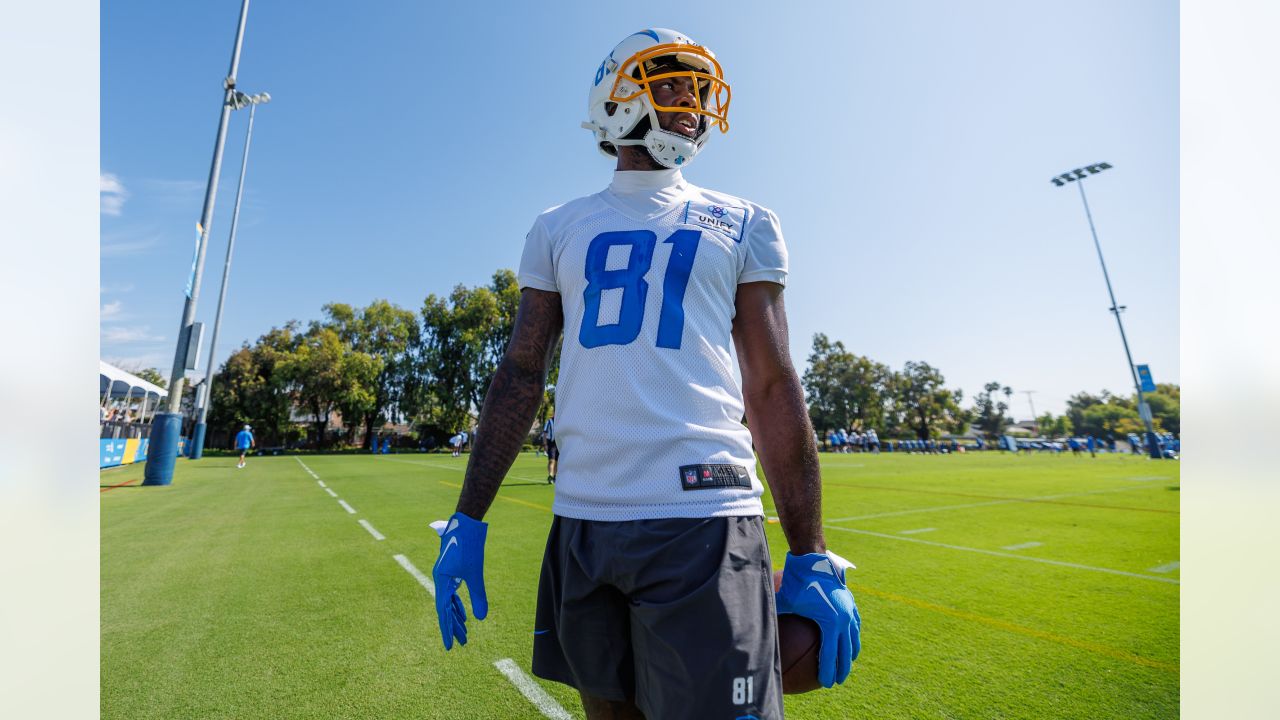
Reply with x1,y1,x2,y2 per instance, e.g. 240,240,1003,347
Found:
579,229,701,349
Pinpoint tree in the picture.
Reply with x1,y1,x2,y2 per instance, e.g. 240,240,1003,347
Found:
970,381,1012,439
207,323,300,445
1036,412,1073,438
802,334,891,432
419,270,522,435
1144,383,1180,435
280,324,381,448
324,300,420,448
892,361,967,440
1065,391,1106,437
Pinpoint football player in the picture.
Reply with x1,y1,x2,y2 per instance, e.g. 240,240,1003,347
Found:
542,413,557,484
431,28,860,719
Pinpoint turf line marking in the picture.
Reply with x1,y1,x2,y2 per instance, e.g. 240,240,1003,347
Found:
848,583,1179,673
899,527,936,535
337,499,357,514
100,477,140,492
437,480,553,512
827,484,1167,523
358,519,386,541
317,480,326,488
1148,561,1180,573
825,525,1179,584
393,554,435,597
822,480,1177,514
293,457,320,479
1002,541,1043,551
493,659,573,720
324,488,338,498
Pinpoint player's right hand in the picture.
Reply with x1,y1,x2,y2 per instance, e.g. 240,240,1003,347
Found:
430,512,489,650
775,551,861,688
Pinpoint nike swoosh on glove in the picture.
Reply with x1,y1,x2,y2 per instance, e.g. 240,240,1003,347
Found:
775,551,862,688
430,512,489,650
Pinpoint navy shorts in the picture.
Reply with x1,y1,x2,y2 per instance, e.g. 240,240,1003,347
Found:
532,515,782,719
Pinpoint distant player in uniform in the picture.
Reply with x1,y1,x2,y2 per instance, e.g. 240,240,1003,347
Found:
235,424,254,469
542,414,558,484
430,29,859,720
449,433,463,457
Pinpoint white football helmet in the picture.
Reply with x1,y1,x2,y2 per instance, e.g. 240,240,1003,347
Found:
582,28,731,169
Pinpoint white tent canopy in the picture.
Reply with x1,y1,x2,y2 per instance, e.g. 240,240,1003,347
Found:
100,360,168,423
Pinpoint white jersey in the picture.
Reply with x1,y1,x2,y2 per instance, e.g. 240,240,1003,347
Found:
518,169,788,521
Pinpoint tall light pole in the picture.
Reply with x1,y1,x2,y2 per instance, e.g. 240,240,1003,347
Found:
1021,390,1038,423
144,0,252,486
1052,162,1162,459
190,91,270,460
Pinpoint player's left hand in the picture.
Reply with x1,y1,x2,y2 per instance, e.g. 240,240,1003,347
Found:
430,512,489,650
775,551,861,688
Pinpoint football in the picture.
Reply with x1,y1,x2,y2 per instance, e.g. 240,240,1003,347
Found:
774,570,822,694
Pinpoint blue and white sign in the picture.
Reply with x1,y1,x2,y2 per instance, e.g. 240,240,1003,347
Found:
1136,364,1156,393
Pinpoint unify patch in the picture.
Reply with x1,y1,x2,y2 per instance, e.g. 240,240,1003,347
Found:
678,463,751,491
682,201,746,242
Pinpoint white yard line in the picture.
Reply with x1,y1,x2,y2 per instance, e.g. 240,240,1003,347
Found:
493,659,573,720
317,480,326,488
293,456,319,479
324,488,338,498
824,525,1180,585
358,519,386,541
337,499,357,514
899,527,937,535
393,554,435,597
1002,541,1043,551
827,483,1166,523
1148,561,1180,573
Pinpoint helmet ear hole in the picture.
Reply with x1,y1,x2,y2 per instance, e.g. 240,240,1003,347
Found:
605,101,618,117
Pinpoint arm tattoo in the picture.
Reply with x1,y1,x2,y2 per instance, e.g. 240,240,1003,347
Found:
456,289,563,519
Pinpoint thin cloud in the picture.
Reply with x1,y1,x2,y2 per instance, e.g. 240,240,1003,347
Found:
101,236,159,257
101,301,123,318
101,326,165,344
101,172,128,216
105,354,169,372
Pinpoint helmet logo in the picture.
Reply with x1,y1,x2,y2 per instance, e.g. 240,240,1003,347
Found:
675,155,685,165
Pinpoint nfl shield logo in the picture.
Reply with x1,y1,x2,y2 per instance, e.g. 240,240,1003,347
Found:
684,470,698,485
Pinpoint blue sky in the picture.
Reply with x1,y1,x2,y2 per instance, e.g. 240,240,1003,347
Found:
101,0,1178,420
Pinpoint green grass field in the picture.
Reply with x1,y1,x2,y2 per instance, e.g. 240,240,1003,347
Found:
101,451,1179,719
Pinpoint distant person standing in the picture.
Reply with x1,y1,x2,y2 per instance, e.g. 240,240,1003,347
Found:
1086,435,1097,458
450,433,464,457
542,414,558,484
235,424,255,469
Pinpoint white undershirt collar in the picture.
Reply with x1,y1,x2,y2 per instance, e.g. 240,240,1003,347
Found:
604,169,688,219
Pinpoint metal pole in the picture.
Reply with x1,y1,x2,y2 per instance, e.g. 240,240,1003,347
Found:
192,102,258,459
145,0,251,485
1076,179,1161,458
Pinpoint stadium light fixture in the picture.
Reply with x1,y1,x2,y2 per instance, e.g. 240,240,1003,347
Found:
190,89,270,460
1053,162,1162,459
144,0,252,486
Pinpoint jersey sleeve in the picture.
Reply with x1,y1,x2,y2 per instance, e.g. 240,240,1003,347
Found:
738,207,788,286
517,215,558,292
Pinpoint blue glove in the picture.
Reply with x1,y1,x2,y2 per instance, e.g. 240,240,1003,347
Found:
775,551,861,688
430,512,489,650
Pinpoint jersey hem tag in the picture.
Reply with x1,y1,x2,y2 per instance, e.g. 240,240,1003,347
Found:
678,464,751,491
